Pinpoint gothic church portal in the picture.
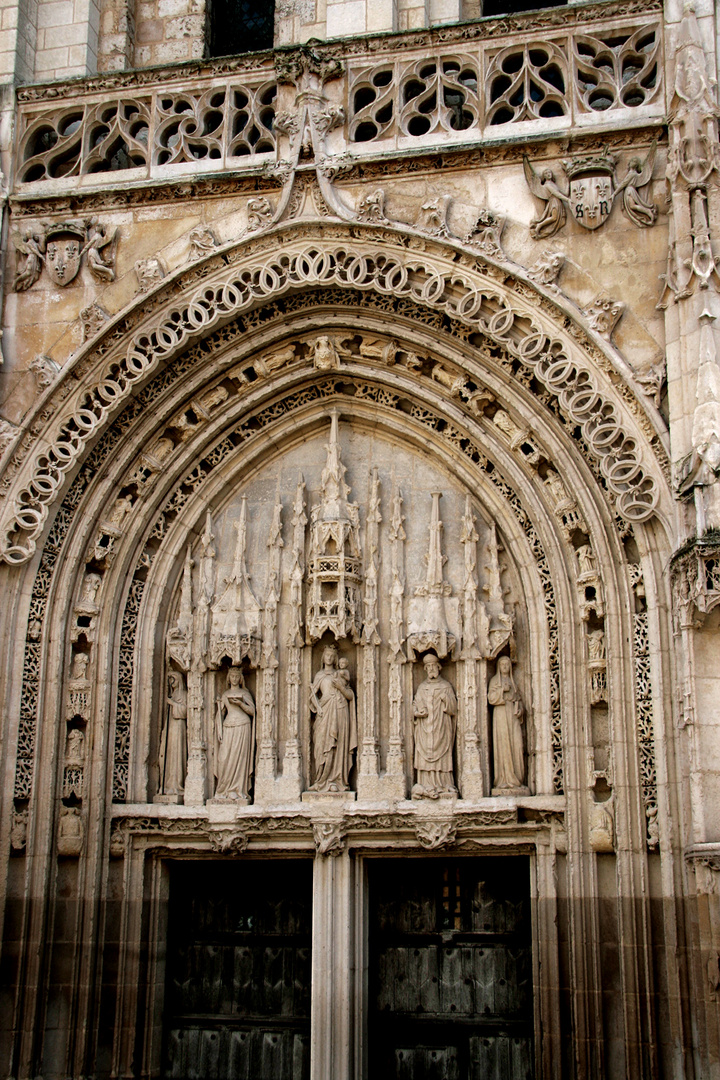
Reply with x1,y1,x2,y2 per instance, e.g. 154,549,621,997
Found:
0,0,718,1077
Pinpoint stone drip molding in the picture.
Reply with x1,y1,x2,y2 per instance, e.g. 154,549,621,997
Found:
0,223,669,566
107,373,566,801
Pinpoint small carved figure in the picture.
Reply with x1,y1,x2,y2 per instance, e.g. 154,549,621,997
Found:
312,334,341,370
589,801,614,852
77,572,102,613
543,469,569,507
415,195,451,237
10,809,28,851
70,653,90,682
465,209,505,258
356,188,387,223
255,343,296,378
0,418,17,456
584,295,624,338
65,728,85,767
80,302,108,342
411,653,457,799
30,355,58,393
523,158,569,240
159,672,188,797
309,645,357,793
188,225,218,259
489,656,526,792
587,629,606,662
105,494,134,530
135,257,166,292
57,806,83,856
358,336,398,364
247,197,274,232
576,544,596,579
527,252,565,290
84,219,118,282
214,667,255,801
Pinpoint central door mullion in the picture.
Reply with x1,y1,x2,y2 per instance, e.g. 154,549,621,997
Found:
311,850,355,1080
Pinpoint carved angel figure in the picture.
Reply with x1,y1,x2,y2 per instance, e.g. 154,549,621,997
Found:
14,227,46,291
84,219,117,282
615,142,657,229
523,158,569,240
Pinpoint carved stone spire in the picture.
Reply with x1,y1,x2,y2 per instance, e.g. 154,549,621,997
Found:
166,545,194,671
386,479,406,795
480,521,513,659
418,491,452,599
460,496,480,659
408,492,456,660
306,411,362,643
288,473,307,648
257,492,283,799
362,467,381,646
388,483,406,659
210,497,262,667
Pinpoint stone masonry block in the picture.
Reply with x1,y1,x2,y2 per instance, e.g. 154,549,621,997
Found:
157,0,189,17
154,38,189,60
33,43,69,69
37,0,74,28
135,17,162,41
326,0,364,36
165,13,202,37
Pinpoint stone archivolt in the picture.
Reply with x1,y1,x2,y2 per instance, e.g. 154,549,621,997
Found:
0,222,669,566
3,225,665,876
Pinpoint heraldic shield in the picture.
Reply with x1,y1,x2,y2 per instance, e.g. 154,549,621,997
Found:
569,172,614,231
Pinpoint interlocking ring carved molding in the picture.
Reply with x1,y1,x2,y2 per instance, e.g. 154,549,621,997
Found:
0,223,667,564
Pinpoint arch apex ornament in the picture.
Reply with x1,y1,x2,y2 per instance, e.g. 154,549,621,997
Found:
0,221,666,564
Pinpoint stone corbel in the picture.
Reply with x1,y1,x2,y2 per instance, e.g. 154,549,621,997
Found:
209,827,249,854
313,820,346,856
415,818,457,851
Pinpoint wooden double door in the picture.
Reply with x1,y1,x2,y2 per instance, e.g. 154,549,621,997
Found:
368,856,534,1080
163,859,312,1080
162,854,533,1080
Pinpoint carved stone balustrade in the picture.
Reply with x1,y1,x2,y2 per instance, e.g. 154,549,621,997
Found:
13,0,664,194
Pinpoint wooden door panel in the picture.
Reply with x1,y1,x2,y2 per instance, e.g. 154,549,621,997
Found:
163,860,312,1080
369,857,533,1080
